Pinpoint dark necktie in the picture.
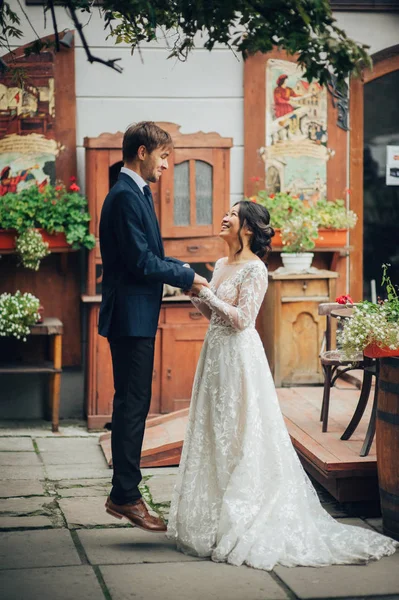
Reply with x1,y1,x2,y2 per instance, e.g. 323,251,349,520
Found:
143,185,154,211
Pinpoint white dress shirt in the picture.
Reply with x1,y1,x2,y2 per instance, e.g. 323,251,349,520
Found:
120,166,147,193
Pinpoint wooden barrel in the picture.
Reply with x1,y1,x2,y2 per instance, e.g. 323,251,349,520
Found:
376,357,399,541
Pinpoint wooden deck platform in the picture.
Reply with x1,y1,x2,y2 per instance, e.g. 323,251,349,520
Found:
278,385,378,503
99,383,378,504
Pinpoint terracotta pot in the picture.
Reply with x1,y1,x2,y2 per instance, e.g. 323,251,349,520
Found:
272,229,282,247
0,229,17,249
40,230,69,250
0,229,70,251
316,228,347,248
364,343,399,359
272,228,347,249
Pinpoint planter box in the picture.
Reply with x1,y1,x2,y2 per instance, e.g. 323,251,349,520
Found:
0,229,17,249
316,228,348,248
272,228,347,249
364,343,399,359
0,229,70,252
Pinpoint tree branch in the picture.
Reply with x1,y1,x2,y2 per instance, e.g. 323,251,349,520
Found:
67,1,123,73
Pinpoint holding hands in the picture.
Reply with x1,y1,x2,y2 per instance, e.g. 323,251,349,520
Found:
182,263,210,296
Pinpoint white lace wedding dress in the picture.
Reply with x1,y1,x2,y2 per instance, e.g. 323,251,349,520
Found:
166,257,398,570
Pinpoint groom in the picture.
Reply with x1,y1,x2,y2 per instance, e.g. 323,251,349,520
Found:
98,121,208,532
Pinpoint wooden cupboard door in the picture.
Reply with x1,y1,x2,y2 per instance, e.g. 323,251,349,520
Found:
280,301,325,386
88,307,161,425
160,148,224,238
96,331,161,417
161,325,208,413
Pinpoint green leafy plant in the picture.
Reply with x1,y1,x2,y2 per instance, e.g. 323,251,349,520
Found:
0,179,95,269
253,192,357,231
281,215,319,253
1,1,371,85
313,198,357,230
0,291,40,341
15,229,50,271
338,264,399,357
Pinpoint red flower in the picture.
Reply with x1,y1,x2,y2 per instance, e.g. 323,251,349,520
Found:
55,185,63,191
335,294,354,305
51,200,57,205
70,176,77,183
269,193,275,199
69,183,80,192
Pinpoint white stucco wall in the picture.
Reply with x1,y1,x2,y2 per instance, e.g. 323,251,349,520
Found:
5,3,399,203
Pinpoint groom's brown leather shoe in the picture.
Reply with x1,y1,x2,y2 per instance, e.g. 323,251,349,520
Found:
105,496,167,532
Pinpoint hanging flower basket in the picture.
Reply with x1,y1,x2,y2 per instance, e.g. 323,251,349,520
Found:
364,343,399,359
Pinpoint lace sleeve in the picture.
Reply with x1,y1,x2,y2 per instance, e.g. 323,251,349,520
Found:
198,263,268,331
187,259,225,321
189,296,212,320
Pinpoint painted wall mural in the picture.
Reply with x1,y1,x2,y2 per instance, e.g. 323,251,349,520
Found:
0,52,59,196
264,58,330,202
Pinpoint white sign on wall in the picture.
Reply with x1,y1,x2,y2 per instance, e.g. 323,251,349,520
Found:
386,146,399,186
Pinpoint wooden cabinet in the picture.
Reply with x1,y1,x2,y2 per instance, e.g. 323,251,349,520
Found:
83,123,231,428
85,301,208,429
256,270,338,387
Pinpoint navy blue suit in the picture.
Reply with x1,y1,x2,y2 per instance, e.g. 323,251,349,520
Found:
98,171,195,505
99,172,195,338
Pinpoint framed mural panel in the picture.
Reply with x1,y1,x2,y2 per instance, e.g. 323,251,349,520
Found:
0,34,76,196
244,49,347,204
0,35,80,367
264,58,328,202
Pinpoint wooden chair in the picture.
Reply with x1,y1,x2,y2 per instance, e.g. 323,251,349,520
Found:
318,302,378,457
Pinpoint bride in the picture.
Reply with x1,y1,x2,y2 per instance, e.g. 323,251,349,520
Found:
166,200,398,570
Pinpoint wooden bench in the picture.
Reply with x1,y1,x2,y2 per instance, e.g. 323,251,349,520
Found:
0,318,63,432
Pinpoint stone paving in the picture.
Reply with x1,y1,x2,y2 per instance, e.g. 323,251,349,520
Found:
0,422,398,600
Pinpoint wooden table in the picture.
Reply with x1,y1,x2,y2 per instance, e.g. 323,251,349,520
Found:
0,318,63,432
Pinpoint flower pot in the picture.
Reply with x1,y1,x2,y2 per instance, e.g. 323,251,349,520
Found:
281,252,314,272
0,229,17,249
272,228,347,249
273,229,283,247
316,228,347,248
0,229,70,251
364,343,399,359
40,231,69,250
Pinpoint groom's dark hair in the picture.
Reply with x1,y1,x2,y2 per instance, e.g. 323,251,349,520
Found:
123,121,173,162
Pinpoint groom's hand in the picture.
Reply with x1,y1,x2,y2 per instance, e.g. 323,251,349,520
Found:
190,274,210,295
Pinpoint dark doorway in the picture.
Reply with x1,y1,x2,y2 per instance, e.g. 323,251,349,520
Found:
363,70,399,300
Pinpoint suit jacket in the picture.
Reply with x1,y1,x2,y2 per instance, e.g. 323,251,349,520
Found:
98,172,195,339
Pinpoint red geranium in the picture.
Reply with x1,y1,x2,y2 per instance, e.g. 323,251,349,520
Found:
69,183,80,192
336,294,354,305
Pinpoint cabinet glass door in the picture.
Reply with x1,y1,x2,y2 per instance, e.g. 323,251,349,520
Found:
161,148,217,237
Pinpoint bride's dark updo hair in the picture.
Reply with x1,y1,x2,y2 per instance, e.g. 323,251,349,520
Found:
234,200,275,262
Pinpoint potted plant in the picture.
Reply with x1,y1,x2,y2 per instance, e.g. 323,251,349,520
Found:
338,264,399,359
0,291,41,341
280,214,319,272
0,178,96,269
250,192,357,248
313,198,357,247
